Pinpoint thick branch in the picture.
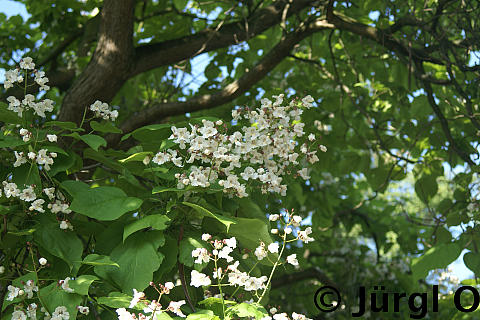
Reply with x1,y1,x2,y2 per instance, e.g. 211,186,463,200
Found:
118,20,334,137
58,0,136,124
132,0,317,76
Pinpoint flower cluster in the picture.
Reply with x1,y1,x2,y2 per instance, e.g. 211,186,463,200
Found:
4,57,54,118
14,148,57,170
151,94,326,197
89,100,119,121
1,182,72,229
116,282,186,319
7,280,38,301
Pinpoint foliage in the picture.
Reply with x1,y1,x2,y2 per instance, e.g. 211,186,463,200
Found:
1,0,480,319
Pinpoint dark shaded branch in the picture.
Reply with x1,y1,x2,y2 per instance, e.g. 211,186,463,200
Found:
117,19,334,138
58,0,136,124
132,0,318,76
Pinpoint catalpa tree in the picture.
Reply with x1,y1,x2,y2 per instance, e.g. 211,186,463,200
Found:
0,1,479,319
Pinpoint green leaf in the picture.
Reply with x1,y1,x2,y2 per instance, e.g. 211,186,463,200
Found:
94,231,165,292
179,236,206,267
90,120,122,133
119,152,153,163
199,298,236,316
39,282,83,318
415,174,438,203
186,309,220,320
69,275,99,295
226,302,268,320
60,180,91,197
44,121,82,131
34,222,83,273
65,132,107,151
69,186,143,221
97,292,131,308
464,252,480,275
123,214,170,241
0,101,22,124
182,201,236,232
81,254,120,268
411,242,462,280
0,135,27,148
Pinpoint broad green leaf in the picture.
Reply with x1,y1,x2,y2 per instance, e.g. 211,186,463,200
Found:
199,298,236,316
226,302,268,320
60,180,91,197
97,292,131,308
39,282,83,318
81,254,120,268
179,236,206,267
182,201,236,232
70,186,143,221
44,121,82,131
94,231,165,292
415,174,438,203
34,222,83,273
123,214,170,241
69,275,99,295
464,252,480,275
90,120,122,133
65,132,107,151
411,242,462,280
0,101,22,124
186,309,220,320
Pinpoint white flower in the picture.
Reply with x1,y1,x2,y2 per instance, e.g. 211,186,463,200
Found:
14,151,27,167
224,237,237,249
254,242,267,260
268,243,279,253
292,312,311,320
192,247,210,264
273,313,289,320
164,282,174,290
59,220,69,230
284,227,292,234
59,277,74,293
19,186,36,202
167,300,186,317
29,199,45,213
47,134,57,142
129,288,145,308
297,168,310,180
11,310,27,320
20,57,35,70
301,95,314,108
0,266,4,273
39,257,47,266
190,270,211,287
270,307,278,314
271,228,278,234
51,306,69,319
269,214,279,221
286,254,299,266
298,227,314,243
26,303,37,318
308,133,315,141
7,285,20,301
292,215,302,227
218,246,234,262
43,187,55,200
77,306,89,315
3,182,20,198
116,308,134,320
201,233,211,241
24,279,38,298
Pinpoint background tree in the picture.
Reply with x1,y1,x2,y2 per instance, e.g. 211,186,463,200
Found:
1,0,480,319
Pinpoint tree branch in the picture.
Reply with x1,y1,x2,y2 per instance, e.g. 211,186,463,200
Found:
58,0,136,124
117,19,334,138
131,0,318,77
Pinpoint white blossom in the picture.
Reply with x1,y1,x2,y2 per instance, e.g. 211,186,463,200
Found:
190,270,211,287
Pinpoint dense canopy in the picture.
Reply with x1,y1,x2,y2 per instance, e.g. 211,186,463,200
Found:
1,0,480,319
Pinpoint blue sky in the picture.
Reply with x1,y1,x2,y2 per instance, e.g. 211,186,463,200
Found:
0,0,477,284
